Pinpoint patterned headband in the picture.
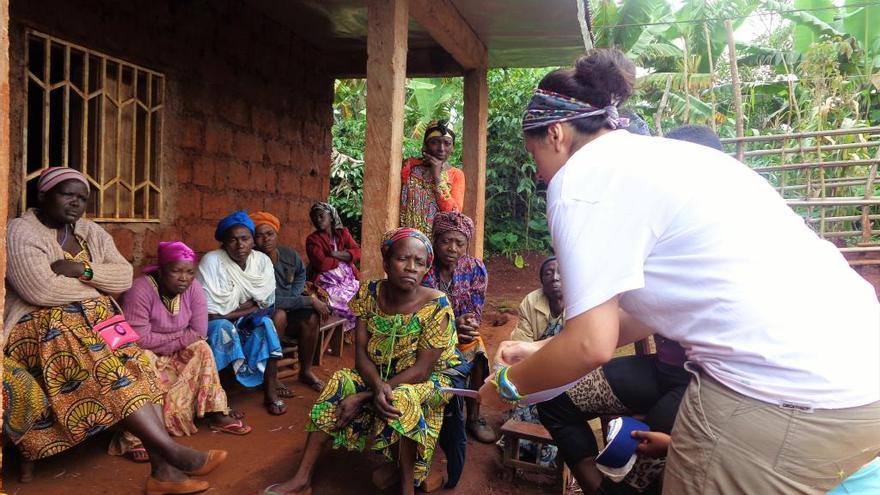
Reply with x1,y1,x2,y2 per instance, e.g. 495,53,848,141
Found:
424,120,456,143
381,227,434,267
521,89,630,132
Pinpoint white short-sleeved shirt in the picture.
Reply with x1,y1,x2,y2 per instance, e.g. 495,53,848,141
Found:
548,130,880,409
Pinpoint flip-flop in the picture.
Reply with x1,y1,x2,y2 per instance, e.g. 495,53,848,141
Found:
209,419,252,436
265,399,288,416
125,447,150,463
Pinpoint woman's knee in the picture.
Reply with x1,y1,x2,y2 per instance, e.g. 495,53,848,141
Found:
187,339,215,358
208,319,236,336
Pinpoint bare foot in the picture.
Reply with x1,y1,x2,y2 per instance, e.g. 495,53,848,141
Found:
299,371,325,392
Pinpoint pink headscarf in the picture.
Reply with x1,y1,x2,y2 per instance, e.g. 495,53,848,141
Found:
143,241,198,273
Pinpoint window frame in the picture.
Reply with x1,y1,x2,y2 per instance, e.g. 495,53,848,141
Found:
23,29,165,223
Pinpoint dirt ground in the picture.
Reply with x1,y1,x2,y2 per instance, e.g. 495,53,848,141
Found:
0,253,552,495
2,251,878,495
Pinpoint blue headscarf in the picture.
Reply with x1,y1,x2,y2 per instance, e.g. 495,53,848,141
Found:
215,210,255,241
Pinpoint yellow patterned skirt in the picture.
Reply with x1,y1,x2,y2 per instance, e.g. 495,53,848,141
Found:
307,368,451,484
4,295,163,460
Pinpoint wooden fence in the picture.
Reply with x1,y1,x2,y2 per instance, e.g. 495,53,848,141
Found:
720,126,880,266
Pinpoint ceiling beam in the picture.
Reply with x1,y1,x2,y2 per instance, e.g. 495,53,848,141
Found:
324,47,464,79
409,0,487,70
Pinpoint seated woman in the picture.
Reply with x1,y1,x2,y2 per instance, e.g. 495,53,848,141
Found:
500,256,565,467
112,241,252,461
4,167,225,494
251,211,330,392
258,228,459,495
421,212,494,443
399,120,465,238
305,202,360,332
197,211,286,415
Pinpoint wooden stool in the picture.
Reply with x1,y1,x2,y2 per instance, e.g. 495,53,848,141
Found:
277,316,347,380
313,316,346,367
276,342,300,381
499,419,568,493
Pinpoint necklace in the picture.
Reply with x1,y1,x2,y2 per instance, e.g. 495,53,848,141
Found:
59,224,70,246
436,273,453,293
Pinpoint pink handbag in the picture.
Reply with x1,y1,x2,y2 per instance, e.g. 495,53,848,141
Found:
92,314,140,350
80,299,140,350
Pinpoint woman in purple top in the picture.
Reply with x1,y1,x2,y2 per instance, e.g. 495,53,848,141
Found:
113,241,251,462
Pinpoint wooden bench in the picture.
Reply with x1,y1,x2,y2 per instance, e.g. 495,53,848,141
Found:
277,315,347,380
500,419,570,493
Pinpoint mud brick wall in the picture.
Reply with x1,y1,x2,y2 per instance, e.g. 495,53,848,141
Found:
7,0,334,268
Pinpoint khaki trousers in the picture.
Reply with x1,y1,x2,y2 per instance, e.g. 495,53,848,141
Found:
663,366,880,494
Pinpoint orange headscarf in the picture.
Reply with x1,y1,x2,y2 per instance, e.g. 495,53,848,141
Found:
249,211,281,233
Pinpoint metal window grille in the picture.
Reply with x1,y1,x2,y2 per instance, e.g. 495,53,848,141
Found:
23,30,164,222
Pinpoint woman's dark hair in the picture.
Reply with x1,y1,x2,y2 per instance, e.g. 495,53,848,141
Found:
526,48,636,138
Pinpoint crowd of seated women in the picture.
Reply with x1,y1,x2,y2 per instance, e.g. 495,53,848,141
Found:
2,145,495,495
1,119,741,495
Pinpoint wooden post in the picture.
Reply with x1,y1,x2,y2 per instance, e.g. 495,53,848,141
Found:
360,0,409,280
703,21,716,132
463,66,488,259
725,20,744,161
0,0,11,479
655,75,672,135
861,148,879,245
682,37,690,123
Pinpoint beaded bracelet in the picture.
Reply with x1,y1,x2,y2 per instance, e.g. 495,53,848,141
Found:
491,365,524,404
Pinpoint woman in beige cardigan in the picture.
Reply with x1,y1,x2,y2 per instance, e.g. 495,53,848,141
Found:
4,167,226,495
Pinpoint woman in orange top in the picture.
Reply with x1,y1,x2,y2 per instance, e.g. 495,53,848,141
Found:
399,120,465,238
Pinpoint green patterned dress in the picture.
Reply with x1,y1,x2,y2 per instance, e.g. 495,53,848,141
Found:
308,280,460,484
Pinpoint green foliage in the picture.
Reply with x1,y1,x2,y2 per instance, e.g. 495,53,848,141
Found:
484,68,553,257
329,78,462,239
329,0,880,253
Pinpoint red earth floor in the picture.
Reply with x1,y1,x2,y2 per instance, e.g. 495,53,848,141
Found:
2,251,878,495
0,254,555,495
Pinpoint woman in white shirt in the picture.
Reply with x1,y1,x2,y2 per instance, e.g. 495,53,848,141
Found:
478,48,880,494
